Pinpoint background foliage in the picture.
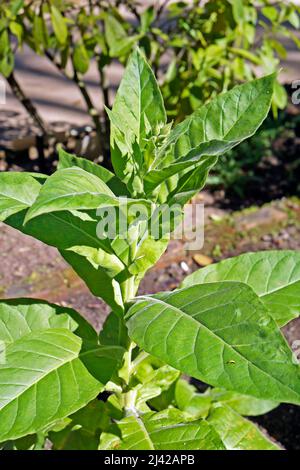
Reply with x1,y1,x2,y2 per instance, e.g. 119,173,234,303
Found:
1,1,300,136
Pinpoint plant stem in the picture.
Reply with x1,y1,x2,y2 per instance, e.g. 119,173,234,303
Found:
121,276,138,305
132,351,149,372
6,72,49,137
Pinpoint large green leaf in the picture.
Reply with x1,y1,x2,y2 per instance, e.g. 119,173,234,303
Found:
57,147,129,196
0,172,41,221
4,208,124,311
182,251,300,326
145,74,275,195
207,404,280,450
99,409,225,450
2,187,159,311
0,328,101,442
24,167,118,223
126,282,300,404
108,48,166,193
0,298,125,442
0,299,78,343
0,298,123,383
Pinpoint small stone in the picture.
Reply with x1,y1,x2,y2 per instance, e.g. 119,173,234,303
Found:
262,234,272,242
180,261,189,273
193,254,213,267
29,146,38,160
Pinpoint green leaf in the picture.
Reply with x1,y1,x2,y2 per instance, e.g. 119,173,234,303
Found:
134,364,180,411
99,311,129,349
51,6,68,46
108,48,166,193
9,21,23,45
0,299,78,343
0,328,102,442
0,297,123,382
126,282,300,404
105,15,139,57
208,388,278,417
174,380,277,418
57,147,129,196
99,409,225,450
175,379,212,419
145,74,275,194
182,250,300,326
10,0,24,16
24,167,117,223
79,344,125,385
0,47,14,77
4,208,125,312
0,171,152,311
207,404,280,450
0,172,41,221
166,155,218,206
50,400,108,450
73,42,90,74
32,14,48,52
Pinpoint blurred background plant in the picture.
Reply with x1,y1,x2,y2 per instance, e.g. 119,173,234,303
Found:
0,0,300,193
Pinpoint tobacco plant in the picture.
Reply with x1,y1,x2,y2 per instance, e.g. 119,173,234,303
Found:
0,49,300,450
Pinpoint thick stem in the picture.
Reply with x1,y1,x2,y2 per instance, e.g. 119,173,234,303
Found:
121,276,138,305
6,72,48,137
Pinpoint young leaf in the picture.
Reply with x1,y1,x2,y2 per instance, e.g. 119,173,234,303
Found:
51,6,68,46
99,311,130,349
174,380,277,418
175,379,212,419
207,404,280,450
108,48,166,192
181,251,300,327
207,388,278,417
73,42,90,74
126,282,300,405
145,73,276,194
99,409,225,450
24,167,117,223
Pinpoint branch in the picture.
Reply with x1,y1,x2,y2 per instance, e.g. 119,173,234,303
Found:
6,72,49,137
